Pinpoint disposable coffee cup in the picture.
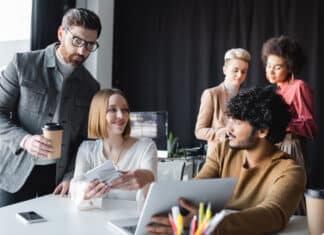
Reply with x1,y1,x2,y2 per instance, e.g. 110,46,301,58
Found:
42,123,63,159
305,189,324,235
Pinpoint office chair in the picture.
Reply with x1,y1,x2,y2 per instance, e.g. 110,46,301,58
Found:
157,160,185,181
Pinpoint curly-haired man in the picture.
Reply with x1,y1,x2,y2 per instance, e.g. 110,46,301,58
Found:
147,86,306,235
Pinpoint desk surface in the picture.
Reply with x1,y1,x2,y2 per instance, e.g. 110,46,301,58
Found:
0,195,308,235
0,195,139,235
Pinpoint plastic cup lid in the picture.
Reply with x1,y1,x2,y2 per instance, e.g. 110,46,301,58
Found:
43,122,63,130
305,189,324,199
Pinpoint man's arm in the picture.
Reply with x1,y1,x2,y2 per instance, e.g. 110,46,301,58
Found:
0,56,53,158
215,164,306,235
195,88,228,143
0,55,29,153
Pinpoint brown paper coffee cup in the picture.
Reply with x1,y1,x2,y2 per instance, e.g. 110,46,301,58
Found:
42,123,63,159
305,189,324,235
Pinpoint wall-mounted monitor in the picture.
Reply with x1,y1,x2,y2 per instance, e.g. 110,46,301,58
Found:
130,111,168,151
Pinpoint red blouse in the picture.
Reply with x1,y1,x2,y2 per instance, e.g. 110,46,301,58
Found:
277,78,318,139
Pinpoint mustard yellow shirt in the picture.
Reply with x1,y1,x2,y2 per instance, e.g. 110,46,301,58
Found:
196,140,306,235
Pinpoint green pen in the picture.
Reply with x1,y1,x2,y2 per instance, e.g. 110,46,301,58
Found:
198,202,205,227
205,202,212,221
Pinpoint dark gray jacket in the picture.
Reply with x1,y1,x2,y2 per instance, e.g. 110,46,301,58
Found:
0,43,100,192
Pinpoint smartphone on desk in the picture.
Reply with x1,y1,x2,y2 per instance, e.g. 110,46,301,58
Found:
16,211,47,224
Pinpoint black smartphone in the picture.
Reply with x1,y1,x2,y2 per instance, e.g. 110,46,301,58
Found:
16,211,47,224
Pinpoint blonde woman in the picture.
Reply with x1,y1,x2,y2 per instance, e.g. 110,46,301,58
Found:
70,89,157,209
195,48,251,155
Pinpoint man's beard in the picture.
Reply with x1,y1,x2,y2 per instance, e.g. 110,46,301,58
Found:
229,128,258,151
59,44,86,66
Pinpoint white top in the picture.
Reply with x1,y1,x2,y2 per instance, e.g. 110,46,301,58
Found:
70,137,158,209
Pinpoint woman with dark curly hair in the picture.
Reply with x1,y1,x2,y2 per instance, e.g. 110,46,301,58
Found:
261,36,318,170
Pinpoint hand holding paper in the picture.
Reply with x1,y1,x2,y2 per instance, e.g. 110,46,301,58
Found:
110,169,155,190
83,160,123,185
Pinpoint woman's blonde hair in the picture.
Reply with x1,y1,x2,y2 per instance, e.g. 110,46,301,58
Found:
224,48,251,64
88,88,131,139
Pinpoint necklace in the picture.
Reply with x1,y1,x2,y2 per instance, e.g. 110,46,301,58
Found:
103,140,125,165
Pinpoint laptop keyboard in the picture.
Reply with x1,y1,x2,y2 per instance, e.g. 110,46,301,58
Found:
123,225,137,233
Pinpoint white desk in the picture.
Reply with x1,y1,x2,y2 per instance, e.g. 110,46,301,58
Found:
0,195,308,235
276,216,308,235
0,195,139,235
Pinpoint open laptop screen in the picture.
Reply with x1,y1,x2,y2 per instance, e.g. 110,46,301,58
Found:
107,178,237,235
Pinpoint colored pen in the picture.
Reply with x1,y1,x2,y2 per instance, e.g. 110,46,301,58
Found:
205,202,212,222
189,215,197,235
203,210,226,235
201,220,211,235
172,206,181,227
176,214,184,235
168,213,178,235
198,202,205,227
194,217,208,235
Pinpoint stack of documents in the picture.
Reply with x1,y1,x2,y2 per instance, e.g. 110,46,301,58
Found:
84,160,122,185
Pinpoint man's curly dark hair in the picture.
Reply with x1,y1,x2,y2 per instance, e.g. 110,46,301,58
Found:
227,86,291,144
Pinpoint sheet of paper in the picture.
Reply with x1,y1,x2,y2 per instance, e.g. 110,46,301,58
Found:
84,160,123,185
204,209,238,235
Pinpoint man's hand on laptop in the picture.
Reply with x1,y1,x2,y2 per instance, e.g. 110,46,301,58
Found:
146,213,173,235
110,169,155,190
146,197,198,234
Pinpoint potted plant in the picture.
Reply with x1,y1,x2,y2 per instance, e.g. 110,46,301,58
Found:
167,132,178,158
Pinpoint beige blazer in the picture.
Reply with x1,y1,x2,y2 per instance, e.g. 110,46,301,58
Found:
195,82,230,155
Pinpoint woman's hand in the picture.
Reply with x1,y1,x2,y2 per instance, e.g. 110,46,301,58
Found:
53,180,70,196
110,169,155,190
83,179,110,200
216,127,229,142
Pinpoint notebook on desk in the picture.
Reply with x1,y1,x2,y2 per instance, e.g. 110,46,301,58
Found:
106,178,237,235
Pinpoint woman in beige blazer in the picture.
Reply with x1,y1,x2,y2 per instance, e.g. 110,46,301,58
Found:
195,48,251,155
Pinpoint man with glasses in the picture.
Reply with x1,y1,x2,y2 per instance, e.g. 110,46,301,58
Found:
0,8,101,206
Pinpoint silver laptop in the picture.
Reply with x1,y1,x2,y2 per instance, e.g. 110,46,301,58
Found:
107,178,237,235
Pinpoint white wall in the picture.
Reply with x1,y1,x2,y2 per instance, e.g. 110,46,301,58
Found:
0,40,30,67
77,0,114,88
0,1,114,88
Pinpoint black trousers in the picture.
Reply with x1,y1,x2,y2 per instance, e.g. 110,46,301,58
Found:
0,164,56,207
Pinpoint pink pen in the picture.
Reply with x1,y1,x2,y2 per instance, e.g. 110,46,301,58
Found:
190,215,197,235
169,213,178,235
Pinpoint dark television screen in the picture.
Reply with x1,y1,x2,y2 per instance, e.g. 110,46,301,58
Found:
130,111,168,150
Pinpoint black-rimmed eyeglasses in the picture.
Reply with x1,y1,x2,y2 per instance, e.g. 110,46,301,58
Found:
64,28,99,52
